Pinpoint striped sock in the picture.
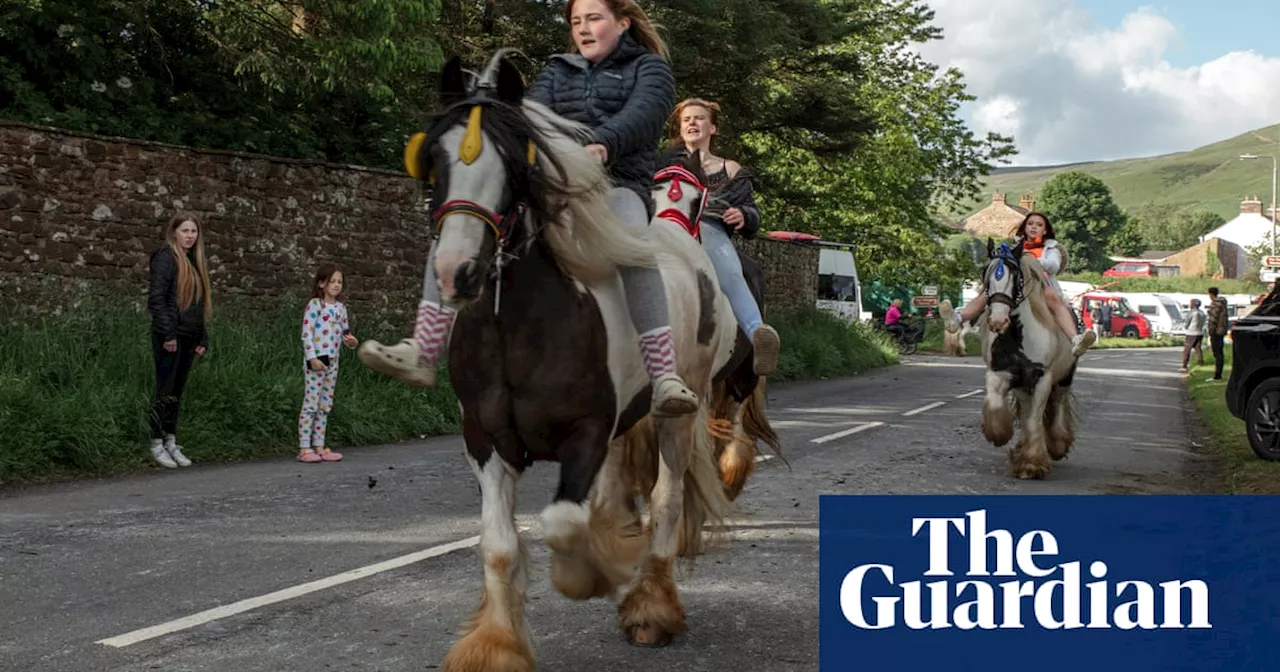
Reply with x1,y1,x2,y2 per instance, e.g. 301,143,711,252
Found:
414,300,455,366
638,327,677,379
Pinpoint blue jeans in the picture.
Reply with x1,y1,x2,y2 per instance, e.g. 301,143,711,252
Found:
702,221,763,338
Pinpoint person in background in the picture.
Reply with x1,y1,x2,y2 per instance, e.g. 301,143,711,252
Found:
1204,287,1229,381
1179,298,1205,372
297,263,359,463
1089,302,1104,340
1099,301,1114,337
884,299,904,339
145,212,211,469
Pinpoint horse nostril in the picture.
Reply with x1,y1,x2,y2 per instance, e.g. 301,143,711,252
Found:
453,260,485,300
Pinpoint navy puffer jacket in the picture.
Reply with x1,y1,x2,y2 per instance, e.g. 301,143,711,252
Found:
525,33,676,213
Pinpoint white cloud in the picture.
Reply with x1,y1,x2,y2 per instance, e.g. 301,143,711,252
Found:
914,0,1280,166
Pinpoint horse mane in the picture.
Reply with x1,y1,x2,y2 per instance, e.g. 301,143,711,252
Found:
423,95,659,285
518,99,660,282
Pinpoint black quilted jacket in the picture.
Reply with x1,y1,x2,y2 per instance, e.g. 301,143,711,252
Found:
147,246,208,348
526,33,676,210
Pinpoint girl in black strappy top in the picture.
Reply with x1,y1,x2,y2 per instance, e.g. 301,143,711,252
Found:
662,97,780,376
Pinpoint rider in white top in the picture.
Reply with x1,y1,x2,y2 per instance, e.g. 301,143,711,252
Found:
940,212,1096,358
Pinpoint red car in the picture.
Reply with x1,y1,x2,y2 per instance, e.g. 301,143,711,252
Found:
1102,261,1154,277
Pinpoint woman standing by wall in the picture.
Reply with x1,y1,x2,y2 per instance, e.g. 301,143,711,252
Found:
145,213,211,468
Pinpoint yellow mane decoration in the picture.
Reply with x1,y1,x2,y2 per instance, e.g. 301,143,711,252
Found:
459,106,483,164
401,103,538,182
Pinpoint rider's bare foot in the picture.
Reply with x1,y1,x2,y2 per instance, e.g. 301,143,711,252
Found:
1070,331,1097,357
939,300,962,333
357,338,437,387
751,324,780,376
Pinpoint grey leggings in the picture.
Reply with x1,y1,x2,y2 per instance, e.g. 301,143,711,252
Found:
421,187,670,335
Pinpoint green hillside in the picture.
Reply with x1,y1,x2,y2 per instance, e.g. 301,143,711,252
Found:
950,123,1280,222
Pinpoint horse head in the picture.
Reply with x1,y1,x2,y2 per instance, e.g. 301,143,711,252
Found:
652,149,710,239
403,51,545,306
984,237,1025,333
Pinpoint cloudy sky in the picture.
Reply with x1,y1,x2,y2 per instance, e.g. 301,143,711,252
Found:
913,0,1280,166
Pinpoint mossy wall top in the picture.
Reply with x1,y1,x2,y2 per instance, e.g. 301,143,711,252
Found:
0,120,819,322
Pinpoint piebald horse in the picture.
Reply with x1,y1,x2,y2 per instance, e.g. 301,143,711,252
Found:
403,52,740,671
977,239,1079,479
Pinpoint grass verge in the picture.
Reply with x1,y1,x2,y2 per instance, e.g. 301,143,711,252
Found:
0,292,461,486
770,308,900,382
0,298,896,485
1092,334,1184,349
1184,348,1280,494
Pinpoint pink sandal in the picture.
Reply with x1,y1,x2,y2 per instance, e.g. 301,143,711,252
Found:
297,450,323,463
317,448,343,462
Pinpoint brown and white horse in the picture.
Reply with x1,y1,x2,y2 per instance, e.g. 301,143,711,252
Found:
403,52,742,671
977,239,1079,479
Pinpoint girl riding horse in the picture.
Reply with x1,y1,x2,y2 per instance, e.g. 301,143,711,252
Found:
660,97,781,376
359,0,700,417
940,212,1097,358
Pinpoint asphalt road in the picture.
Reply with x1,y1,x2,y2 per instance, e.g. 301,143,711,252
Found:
0,347,1216,672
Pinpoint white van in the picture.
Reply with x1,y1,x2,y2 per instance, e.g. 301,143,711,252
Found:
816,247,871,323
1121,292,1185,335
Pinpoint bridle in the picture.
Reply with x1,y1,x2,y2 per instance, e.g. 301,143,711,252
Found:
652,164,709,240
985,243,1026,310
403,97,544,314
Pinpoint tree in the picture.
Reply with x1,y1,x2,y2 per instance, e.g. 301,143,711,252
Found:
739,0,1016,288
1036,171,1127,273
1119,203,1225,253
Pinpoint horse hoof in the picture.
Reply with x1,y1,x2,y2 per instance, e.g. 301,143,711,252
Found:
626,624,675,647
1013,463,1051,480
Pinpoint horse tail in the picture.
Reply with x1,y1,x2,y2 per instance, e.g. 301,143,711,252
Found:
678,400,735,559
742,377,783,463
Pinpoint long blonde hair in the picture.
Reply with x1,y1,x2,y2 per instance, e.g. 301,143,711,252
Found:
565,0,669,61
164,213,213,322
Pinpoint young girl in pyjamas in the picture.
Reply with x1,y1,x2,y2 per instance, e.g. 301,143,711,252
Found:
297,264,359,463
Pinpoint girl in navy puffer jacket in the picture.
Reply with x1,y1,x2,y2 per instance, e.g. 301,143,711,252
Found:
523,0,696,415
361,0,700,416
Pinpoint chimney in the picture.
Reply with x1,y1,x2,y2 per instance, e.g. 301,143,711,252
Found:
1242,195,1263,215
992,192,1006,204
1018,193,1035,211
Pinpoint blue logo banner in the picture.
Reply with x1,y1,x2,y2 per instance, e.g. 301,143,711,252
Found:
819,495,1280,671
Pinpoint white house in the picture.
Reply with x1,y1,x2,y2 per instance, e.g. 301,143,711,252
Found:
1199,196,1277,276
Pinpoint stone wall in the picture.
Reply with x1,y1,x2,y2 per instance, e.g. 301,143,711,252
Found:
0,120,430,324
0,120,818,324
734,236,819,317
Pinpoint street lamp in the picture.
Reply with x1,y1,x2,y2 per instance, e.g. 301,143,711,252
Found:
1240,153,1277,256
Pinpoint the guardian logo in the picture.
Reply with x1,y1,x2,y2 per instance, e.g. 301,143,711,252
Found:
840,509,1212,631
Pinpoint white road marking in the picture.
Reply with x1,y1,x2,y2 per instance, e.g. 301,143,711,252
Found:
903,401,947,416
955,389,983,399
810,421,885,444
754,454,776,463
96,528,529,648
